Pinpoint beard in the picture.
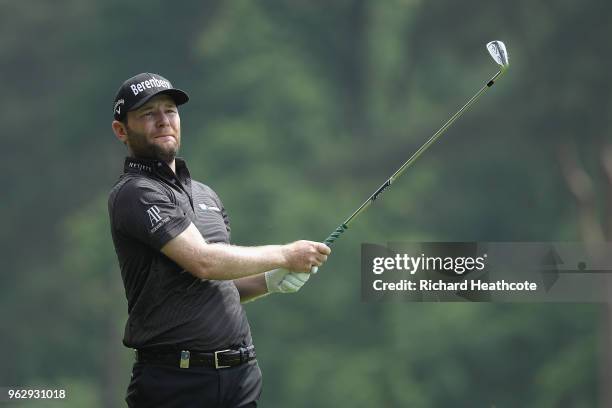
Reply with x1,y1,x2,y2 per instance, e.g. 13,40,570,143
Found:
125,125,179,163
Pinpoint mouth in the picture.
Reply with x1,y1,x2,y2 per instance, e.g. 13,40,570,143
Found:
154,135,176,142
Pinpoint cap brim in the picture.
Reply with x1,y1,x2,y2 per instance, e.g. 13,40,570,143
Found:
129,88,190,112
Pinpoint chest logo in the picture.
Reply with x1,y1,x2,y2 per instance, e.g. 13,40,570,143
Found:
146,205,163,226
199,203,221,212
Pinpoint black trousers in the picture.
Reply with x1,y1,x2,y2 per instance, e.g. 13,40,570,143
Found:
125,359,262,407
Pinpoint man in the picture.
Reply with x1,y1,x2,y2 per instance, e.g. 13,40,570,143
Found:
108,72,330,407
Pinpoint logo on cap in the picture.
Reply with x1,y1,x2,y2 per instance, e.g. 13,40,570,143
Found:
129,77,171,96
114,99,124,116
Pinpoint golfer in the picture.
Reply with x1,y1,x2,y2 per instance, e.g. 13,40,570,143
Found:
108,72,330,407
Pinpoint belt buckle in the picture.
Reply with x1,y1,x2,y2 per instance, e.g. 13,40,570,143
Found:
214,349,231,369
180,350,190,369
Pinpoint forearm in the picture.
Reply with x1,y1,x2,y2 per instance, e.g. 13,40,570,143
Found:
161,224,288,280
234,274,269,303
161,223,330,280
196,243,287,280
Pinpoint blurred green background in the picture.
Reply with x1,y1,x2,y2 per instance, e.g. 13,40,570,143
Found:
2,0,610,406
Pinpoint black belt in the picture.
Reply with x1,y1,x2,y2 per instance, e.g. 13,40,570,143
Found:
134,346,256,369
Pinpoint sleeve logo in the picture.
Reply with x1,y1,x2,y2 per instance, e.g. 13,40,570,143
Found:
147,205,163,226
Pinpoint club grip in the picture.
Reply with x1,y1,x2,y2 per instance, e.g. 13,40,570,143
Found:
311,224,348,274
324,223,349,246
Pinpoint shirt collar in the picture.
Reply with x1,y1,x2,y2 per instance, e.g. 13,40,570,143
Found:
123,156,158,174
123,156,191,186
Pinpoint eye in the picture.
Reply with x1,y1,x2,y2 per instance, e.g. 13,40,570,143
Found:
166,109,177,114
142,111,153,117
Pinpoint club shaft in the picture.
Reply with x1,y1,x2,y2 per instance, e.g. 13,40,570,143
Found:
321,69,505,247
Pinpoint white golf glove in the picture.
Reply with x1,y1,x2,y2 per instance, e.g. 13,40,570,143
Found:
265,269,310,294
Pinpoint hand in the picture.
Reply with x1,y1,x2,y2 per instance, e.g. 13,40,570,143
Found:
281,240,331,273
265,269,311,293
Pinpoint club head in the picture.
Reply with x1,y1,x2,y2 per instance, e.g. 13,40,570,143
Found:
486,41,509,69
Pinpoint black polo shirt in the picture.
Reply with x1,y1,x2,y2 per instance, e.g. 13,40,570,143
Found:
108,156,252,351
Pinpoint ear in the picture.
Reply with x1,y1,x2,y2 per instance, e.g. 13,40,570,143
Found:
112,120,128,144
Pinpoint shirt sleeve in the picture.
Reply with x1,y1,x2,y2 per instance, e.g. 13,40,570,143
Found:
112,179,191,250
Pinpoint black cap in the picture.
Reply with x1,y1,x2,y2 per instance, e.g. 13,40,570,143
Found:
113,72,189,120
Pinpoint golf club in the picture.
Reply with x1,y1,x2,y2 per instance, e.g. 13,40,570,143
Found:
312,40,509,273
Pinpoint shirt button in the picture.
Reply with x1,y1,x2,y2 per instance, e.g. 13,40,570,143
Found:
171,178,176,183
157,162,162,167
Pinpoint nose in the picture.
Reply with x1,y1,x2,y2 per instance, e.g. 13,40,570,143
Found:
156,111,171,127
